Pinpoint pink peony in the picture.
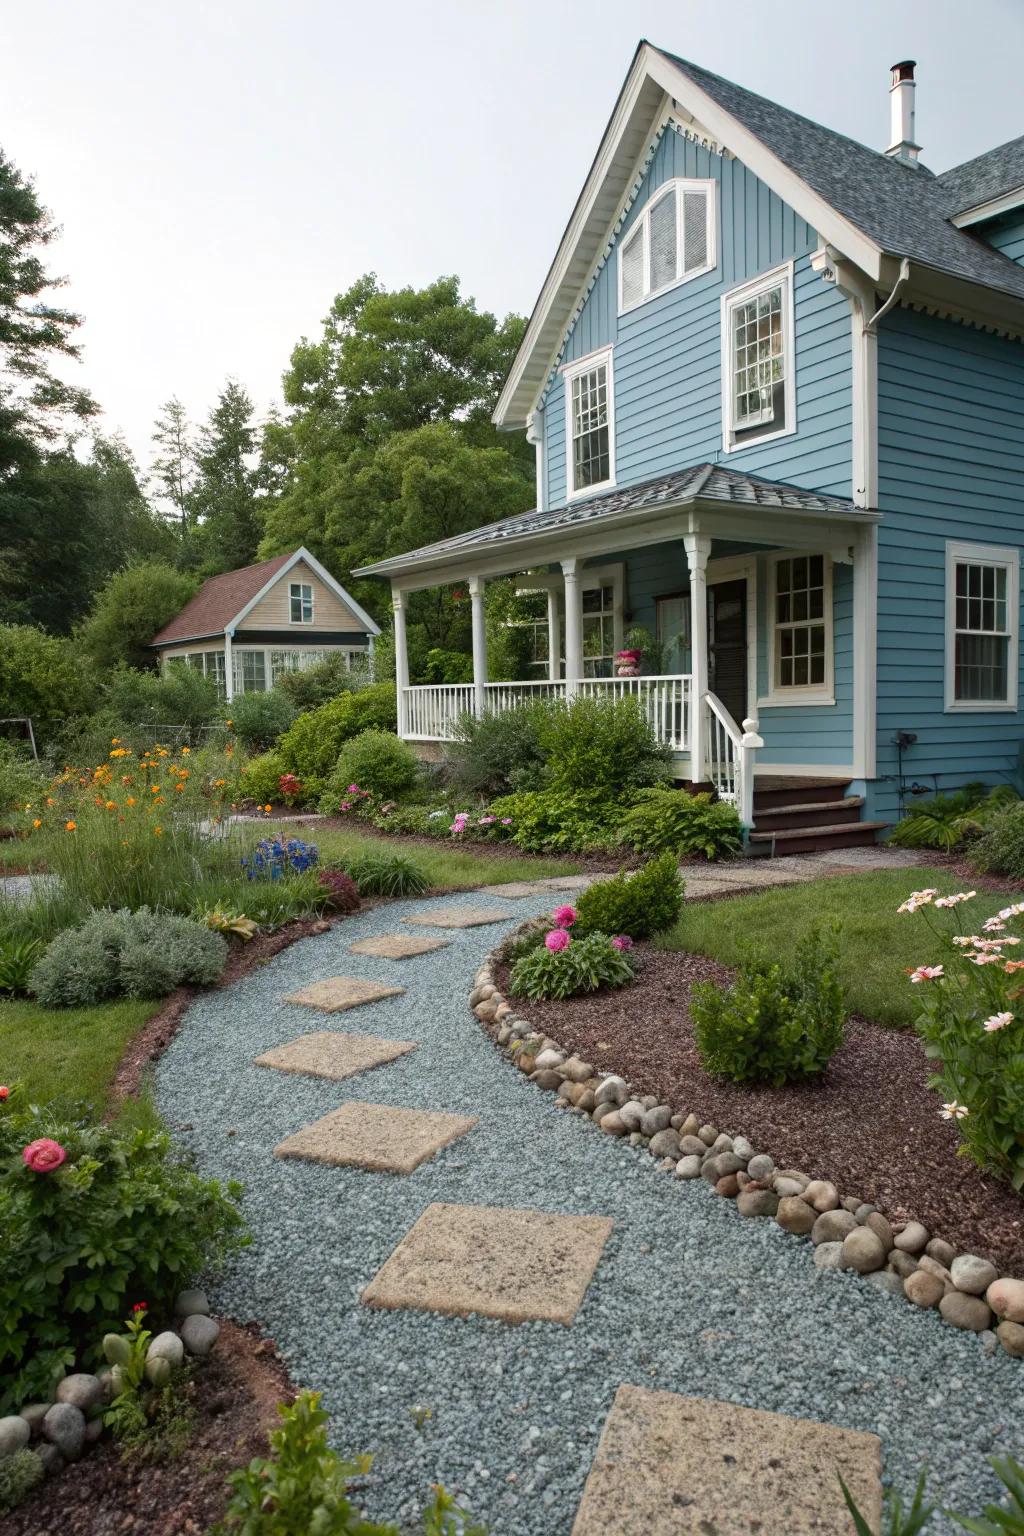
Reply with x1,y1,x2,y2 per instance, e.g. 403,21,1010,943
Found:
545,928,571,952
611,935,634,951
347,784,361,794
22,1138,67,1173
552,905,577,929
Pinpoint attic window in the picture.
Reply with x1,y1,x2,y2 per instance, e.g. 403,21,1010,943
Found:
289,582,314,623
618,179,716,312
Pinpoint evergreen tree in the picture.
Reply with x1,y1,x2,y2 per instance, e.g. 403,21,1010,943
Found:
190,379,261,572
150,396,195,544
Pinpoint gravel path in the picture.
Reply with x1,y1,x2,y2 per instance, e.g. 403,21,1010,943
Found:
156,893,1024,1534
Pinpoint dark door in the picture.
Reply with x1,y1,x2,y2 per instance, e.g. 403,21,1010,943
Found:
707,579,748,726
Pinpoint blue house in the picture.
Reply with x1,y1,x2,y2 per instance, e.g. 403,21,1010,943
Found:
356,44,1024,851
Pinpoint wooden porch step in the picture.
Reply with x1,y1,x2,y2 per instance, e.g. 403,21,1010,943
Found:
753,795,865,831
752,779,851,811
748,820,889,855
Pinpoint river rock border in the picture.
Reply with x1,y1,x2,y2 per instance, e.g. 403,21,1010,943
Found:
469,920,1024,1362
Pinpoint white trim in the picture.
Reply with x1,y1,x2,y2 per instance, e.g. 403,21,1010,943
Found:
944,539,1020,712
760,550,835,706
754,761,856,777
229,547,381,637
526,409,545,512
706,554,758,722
720,262,796,453
562,345,616,500
952,185,1024,229
617,176,717,314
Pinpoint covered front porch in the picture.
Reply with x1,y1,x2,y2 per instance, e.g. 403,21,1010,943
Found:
355,465,879,828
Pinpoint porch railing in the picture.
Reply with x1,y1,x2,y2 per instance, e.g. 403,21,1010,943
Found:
579,675,690,753
703,693,763,828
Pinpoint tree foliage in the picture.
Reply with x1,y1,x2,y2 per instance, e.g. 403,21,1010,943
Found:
189,379,263,572
0,623,96,744
78,561,200,671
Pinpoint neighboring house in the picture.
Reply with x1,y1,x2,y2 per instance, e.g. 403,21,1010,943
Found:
150,548,380,699
356,43,1024,850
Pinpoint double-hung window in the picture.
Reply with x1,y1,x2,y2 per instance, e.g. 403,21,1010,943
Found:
945,541,1019,710
767,553,833,701
289,581,313,623
618,178,716,312
721,264,795,451
563,347,614,498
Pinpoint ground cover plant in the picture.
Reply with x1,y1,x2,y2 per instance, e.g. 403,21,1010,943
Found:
618,787,743,859
972,800,1024,880
29,907,228,1007
890,784,1017,852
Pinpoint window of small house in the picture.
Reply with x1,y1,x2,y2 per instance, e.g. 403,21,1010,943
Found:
618,179,716,312
290,582,314,623
946,542,1019,709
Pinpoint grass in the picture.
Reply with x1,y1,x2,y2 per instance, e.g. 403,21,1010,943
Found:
0,995,158,1113
657,866,1012,1030
277,818,582,889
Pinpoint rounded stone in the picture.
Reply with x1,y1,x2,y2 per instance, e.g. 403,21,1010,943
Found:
813,1241,844,1270
736,1189,779,1218
893,1220,929,1254
561,1057,594,1084
649,1129,681,1159
841,1227,886,1274
531,1069,563,1090
533,1047,565,1071
866,1270,905,1298
888,1250,920,1280
678,1135,707,1157
732,1136,755,1162
675,1154,702,1179
951,1254,999,1296
714,1151,745,1177
905,1271,945,1309
710,1133,734,1154
577,1090,596,1113
841,1195,862,1214
854,1204,877,1223
804,1180,840,1212
811,1209,857,1246
84,1416,104,1445
697,1124,718,1146
701,1154,724,1184
925,1237,956,1268
181,1313,221,1357
43,1402,85,1461
641,1105,673,1136
598,1110,626,1135
864,1213,894,1252
147,1331,185,1369
56,1373,104,1412
747,1154,775,1181
939,1291,992,1332
678,1113,700,1137
996,1321,1024,1358
618,1100,646,1132
593,1072,627,1106
18,1403,50,1438
36,1441,64,1477
773,1176,807,1198
776,1196,816,1236
987,1276,1024,1323
918,1253,953,1286
715,1173,740,1198
0,1415,31,1457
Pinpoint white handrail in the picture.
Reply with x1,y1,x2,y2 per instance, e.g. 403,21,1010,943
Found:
702,693,762,828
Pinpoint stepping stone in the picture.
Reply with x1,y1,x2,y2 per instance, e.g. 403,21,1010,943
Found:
348,933,451,960
274,1102,477,1174
254,1031,416,1082
283,976,405,1012
362,1201,613,1325
538,875,596,891
481,881,550,898
402,905,513,929
571,1385,881,1536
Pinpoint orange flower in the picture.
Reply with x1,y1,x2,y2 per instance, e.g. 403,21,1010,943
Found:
105,800,116,810
111,738,120,745
214,778,226,787
153,826,163,837
32,818,41,829
126,796,136,806
225,720,233,729
264,804,272,814
151,785,160,794
65,820,77,832
46,796,55,806
181,746,191,755
174,783,185,793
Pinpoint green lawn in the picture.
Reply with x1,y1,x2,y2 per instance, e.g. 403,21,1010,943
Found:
657,866,1011,1029
0,996,157,1112
276,818,581,888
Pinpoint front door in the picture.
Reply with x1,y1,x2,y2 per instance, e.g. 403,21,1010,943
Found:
707,579,748,726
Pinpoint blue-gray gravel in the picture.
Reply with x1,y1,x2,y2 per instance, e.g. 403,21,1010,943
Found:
156,891,1024,1533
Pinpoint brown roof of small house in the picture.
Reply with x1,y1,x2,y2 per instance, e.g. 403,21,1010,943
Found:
150,553,293,646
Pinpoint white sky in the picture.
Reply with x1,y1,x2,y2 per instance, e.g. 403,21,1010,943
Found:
4,0,1023,473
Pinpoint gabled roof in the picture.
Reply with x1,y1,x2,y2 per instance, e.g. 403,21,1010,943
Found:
354,465,868,580
937,136,1024,220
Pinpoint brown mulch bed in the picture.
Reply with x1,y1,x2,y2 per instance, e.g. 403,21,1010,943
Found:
497,946,1024,1273
4,1322,294,1536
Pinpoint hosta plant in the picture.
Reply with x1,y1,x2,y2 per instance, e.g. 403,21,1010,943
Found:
199,907,259,941
899,887,1024,1189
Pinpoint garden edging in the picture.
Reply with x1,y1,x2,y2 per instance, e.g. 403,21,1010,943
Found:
470,919,1024,1362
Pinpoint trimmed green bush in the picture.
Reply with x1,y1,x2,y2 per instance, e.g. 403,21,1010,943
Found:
320,729,420,807
574,852,684,940
275,653,361,710
226,689,297,752
620,788,743,860
691,927,845,1086
342,852,429,898
537,695,669,797
510,931,635,1001
30,908,228,1007
239,749,290,805
443,704,547,799
274,684,398,798
970,801,1024,878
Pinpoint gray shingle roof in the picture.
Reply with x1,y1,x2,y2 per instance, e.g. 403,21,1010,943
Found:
355,465,862,578
656,49,1024,304
937,136,1024,216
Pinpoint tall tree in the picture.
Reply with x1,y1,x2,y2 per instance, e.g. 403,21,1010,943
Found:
150,396,195,544
78,561,199,670
190,379,261,572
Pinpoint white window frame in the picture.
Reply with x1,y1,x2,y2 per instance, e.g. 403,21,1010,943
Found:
289,581,314,624
945,540,1019,712
720,261,796,454
562,345,615,500
761,551,835,707
617,177,718,314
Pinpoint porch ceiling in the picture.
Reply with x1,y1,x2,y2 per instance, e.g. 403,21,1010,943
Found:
353,463,876,588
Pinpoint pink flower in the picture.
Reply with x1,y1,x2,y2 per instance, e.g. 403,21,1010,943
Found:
552,905,577,929
934,890,977,909
909,965,943,983
0,1086,9,1101
545,928,571,952
611,935,634,951
983,1011,1014,1032
339,801,351,811
500,817,512,826
478,815,496,826
22,1138,67,1173
347,784,360,794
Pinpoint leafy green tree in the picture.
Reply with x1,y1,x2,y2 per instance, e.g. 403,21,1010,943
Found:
190,379,262,572
78,561,199,671
0,623,96,745
89,433,174,564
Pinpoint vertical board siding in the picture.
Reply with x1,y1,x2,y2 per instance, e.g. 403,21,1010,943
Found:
543,126,853,510
871,307,1024,821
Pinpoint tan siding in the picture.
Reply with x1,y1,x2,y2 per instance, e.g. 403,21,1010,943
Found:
245,562,364,632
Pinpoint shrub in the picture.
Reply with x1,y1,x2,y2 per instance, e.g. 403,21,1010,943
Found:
889,784,1007,852
0,1448,44,1515
240,749,290,805
102,664,222,740
226,689,297,752
537,695,670,797
490,788,621,853
342,852,429,898
30,908,228,1007
273,653,361,711
0,936,43,996
421,647,474,684
691,927,846,1086
443,704,547,799
79,562,199,672
620,788,744,860
574,852,684,940
317,870,361,913
275,683,398,789
320,729,420,807
970,801,1024,879
0,739,50,814
0,623,96,748
510,930,635,1001
0,1099,246,1412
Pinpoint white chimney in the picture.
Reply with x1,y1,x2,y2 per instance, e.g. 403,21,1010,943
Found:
886,60,921,165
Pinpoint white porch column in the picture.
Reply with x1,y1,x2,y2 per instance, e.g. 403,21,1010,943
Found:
223,630,234,702
683,532,711,785
392,586,409,738
561,558,583,696
546,588,561,682
468,574,487,716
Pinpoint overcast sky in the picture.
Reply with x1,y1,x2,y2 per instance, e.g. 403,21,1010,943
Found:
4,0,1023,473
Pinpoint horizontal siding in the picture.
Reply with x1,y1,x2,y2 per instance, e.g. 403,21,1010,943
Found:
871,307,1024,821
985,215,1024,266
540,125,852,510
246,562,366,632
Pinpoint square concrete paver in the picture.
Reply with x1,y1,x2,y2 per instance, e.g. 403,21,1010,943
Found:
348,933,451,960
401,905,513,929
362,1201,613,1324
274,1102,477,1174
283,976,405,1012
254,1031,416,1082
482,881,550,898
571,1385,881,1536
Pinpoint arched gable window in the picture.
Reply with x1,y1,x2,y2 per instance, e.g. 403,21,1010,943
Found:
618,178,717,312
